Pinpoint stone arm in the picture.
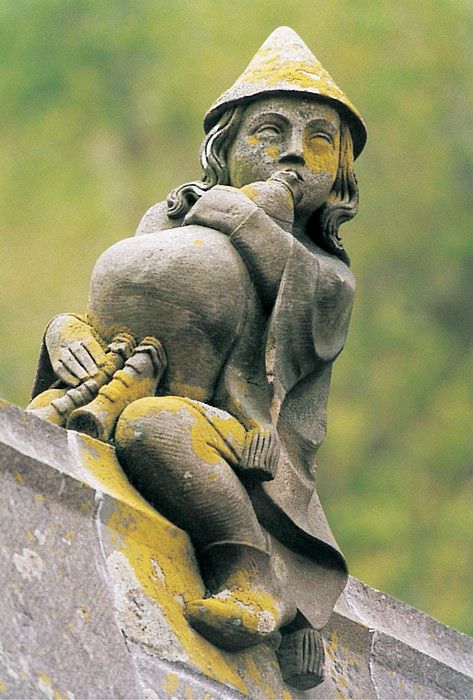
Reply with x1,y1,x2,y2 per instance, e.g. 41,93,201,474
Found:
186,186,357,484
134,186,292,480
184,186,294,310
183,185,304,481
213,298,280,482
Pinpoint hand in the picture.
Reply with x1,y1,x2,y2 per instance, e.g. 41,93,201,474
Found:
184,185,257,235
269,170,304,205
238,426,280,482
52,336,107,387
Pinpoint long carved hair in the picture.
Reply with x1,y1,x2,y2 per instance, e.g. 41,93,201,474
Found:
167,102,359,265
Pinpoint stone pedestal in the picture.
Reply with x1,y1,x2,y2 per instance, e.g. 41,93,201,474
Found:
1,400,472,699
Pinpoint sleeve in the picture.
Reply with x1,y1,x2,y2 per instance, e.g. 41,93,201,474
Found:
229,207,294,309
266,243,356,396
30,333,57,400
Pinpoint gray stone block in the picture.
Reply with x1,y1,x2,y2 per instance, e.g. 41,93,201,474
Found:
0,428,143,698
1,400,472,699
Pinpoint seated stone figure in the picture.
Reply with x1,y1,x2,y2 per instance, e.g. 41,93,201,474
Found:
29,27,366,686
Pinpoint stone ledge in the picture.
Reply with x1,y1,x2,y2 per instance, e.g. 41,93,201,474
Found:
1,400,472,699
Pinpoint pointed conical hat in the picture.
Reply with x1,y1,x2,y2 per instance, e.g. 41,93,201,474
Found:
204,27,366,158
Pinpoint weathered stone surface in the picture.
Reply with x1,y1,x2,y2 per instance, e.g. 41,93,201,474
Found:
128,644,248,699
1,400,472,699
0,411,143,698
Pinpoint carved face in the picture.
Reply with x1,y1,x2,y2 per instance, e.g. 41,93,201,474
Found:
227,95,341,217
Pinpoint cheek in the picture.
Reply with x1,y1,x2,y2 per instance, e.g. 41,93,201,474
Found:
302,168,338,210
303,143,339,179
228,140,279,187
264,144,280,160
313,171,337,197
247,134,280,159
246,137,281,165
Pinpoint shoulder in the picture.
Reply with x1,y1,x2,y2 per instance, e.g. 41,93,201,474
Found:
316,249,356,298
306,247,356,361
301,239,356,299
135,200,184,235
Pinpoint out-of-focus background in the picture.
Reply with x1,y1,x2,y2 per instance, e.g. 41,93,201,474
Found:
1,1,471,635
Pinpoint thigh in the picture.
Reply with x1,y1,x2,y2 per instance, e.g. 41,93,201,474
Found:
27,388,68,410
116,395,246,469
114,396,258,549
178,398,246,467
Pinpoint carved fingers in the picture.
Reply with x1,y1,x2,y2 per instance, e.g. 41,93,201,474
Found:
270,170,304,205
184,185,257,235
238,426,280,482
54,337,107,387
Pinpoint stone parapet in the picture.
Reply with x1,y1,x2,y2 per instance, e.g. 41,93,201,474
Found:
1,400,472,699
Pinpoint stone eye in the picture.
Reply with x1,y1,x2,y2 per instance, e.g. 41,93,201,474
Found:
256,124,281,137
309,131,333,145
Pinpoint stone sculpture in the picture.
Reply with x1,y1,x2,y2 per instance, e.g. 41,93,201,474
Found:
28,27,366,689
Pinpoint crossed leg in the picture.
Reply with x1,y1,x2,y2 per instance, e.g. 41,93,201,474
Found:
114,395,296,649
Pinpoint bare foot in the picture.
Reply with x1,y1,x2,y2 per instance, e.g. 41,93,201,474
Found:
185,588,294,650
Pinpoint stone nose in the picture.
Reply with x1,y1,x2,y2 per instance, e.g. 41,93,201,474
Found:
279,129,305,164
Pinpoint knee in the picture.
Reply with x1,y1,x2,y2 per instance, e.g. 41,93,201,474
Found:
27,388,68,410
114,395,197,456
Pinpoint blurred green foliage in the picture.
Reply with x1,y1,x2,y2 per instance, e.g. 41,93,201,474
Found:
1,0,471,635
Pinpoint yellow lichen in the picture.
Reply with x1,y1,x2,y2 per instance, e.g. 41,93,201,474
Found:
162,672,179,696
240,52,347,104
204,567,282,631
240,183,259,199
183,685,194,700
170,383,208,402
264,145,280,160
243,657,280,700
77,435,249,695
325,630,340,661
188,406,245,467
36,671,69,700
115,395,246,467
303,137,339,175
53,691,68,700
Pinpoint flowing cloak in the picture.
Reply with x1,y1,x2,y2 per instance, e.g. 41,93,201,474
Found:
31,201,355,629
256,236,354,627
